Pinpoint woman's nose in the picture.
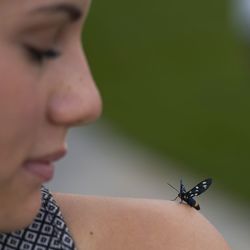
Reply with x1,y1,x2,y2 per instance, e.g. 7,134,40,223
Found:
47,50,102,127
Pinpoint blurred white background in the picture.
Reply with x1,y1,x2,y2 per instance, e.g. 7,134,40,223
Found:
47,121,250,250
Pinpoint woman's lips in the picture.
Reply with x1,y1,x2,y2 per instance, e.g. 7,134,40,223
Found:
22,148,67,182
22,160,55,182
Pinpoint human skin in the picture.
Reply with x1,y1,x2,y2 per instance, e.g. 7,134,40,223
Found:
0,0,102,232
54,193,231,250
0,0,231,249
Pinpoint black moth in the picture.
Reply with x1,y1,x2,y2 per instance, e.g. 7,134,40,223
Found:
168,178,212,210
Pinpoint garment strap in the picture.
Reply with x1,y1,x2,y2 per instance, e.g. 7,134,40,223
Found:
0,186,76,250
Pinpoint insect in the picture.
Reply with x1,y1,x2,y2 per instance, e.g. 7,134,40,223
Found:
167,178,212,210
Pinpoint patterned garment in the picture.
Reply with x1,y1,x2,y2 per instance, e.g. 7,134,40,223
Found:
0,186,76,250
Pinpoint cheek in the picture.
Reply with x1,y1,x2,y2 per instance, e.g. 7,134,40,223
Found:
0,59,41,177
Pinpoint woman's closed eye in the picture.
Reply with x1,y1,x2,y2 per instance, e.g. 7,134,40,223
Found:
24,44,61,63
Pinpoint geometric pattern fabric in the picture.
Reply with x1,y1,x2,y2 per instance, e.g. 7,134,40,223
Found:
0,186,76,250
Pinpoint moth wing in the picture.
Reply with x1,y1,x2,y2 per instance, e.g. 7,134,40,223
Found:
180,179,187,194
186,178,212,198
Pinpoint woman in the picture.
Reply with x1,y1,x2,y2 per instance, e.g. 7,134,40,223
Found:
0,0,230,249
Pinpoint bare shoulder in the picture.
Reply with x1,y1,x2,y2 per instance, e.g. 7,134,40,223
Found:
53,193,231,250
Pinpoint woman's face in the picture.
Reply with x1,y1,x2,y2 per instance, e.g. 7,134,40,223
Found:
0,0,102,232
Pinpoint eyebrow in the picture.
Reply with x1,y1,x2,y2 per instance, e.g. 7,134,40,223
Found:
30,3,83,22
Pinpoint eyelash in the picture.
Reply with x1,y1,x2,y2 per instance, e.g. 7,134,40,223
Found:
24,45,61,63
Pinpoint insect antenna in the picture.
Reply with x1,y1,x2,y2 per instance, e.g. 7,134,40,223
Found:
167,182,179,201
167,182,179,193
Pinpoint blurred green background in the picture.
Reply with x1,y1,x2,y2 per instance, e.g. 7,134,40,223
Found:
83,0,250,202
